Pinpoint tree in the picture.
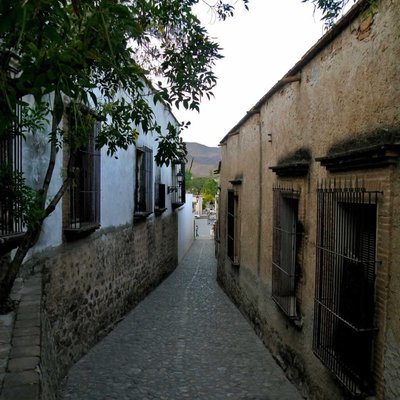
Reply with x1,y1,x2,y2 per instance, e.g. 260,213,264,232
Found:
304,0,351,26
202,177,218,205
185,170,193,190
185,174,217,205
186,177,207,195
306,1,378,28
0,0,251,308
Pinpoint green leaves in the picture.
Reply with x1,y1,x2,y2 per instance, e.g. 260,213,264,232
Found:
96,96,155,156
302,0,354,27
21,101,50,135
0,0,251,165
0,166,42,230
155,122,188,167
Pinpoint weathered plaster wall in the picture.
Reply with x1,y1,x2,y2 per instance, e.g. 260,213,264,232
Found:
218,1,400,399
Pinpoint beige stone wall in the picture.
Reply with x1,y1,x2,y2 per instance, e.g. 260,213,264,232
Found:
217,0,400,398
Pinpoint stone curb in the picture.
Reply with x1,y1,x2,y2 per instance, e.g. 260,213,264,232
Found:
0,274,42,400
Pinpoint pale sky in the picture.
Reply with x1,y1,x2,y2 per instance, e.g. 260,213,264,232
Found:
174,0,331,147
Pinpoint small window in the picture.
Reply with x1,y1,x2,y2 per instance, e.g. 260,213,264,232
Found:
135,147,153,216
0,103,24,240
65,119,101,236
227,189,239,265
171,162,185,208
272,186,300,318
313,184,379,396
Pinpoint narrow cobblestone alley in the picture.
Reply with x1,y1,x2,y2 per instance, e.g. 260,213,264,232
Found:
61,234,303,400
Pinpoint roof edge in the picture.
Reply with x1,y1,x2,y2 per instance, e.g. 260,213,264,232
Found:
219,0,371,145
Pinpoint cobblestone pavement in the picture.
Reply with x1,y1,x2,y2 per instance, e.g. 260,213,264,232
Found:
62,238,302,400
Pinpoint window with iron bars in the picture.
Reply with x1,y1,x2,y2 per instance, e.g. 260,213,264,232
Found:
272,186,300,318
0,103,24,239
313,183,380,396
68,121,101,231
227,189,239,265
171,162,185,207
135,146,153,215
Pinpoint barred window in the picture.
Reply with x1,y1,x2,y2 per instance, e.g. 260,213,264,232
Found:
171,162,186,207
135,147,153,214
313,183,379,396
0,103,23,238
272,186,300,318
68,121,101,231
227,189,239,265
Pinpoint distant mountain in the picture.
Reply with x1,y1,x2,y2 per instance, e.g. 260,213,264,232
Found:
185,142,220,177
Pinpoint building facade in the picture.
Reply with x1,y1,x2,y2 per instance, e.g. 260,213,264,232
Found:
0,89,191,397
216,0,400,398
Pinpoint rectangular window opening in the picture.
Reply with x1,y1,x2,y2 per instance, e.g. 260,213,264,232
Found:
227,189,239,265
171,162,186,207
313,185,379,396
68,120,101,231
0,103,24,238
135,147,153,215
272,186,300,318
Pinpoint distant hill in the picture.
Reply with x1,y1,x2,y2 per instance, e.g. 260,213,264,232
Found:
185,142,220,177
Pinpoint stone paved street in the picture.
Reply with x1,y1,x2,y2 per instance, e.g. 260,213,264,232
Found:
61,237,302,400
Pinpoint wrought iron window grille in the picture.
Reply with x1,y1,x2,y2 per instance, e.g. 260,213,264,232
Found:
171,162,186,209
227,189,239,266
313,180,382,396
66,120,101,237
135,146,153,217
0,103,24,243
272,185,301,318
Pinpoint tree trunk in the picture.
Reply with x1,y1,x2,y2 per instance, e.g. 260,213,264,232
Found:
0,170,73,308
0,104,74,309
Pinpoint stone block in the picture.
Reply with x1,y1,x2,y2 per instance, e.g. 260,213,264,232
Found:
16,312,40,323
12,327,40,338
21,287,42,298
14,319,40,330
0,383,39,400
12,335,40,347
0,345,10,368
7,357,40,372
0,330,12,345
3,370,39,387
10,345,40,358
21,295,42,305
18,299,41,310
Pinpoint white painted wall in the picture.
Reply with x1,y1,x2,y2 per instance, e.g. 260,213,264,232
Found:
100,145,135,228
177,193,194,262
22,94,64,255
19,90,180,260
